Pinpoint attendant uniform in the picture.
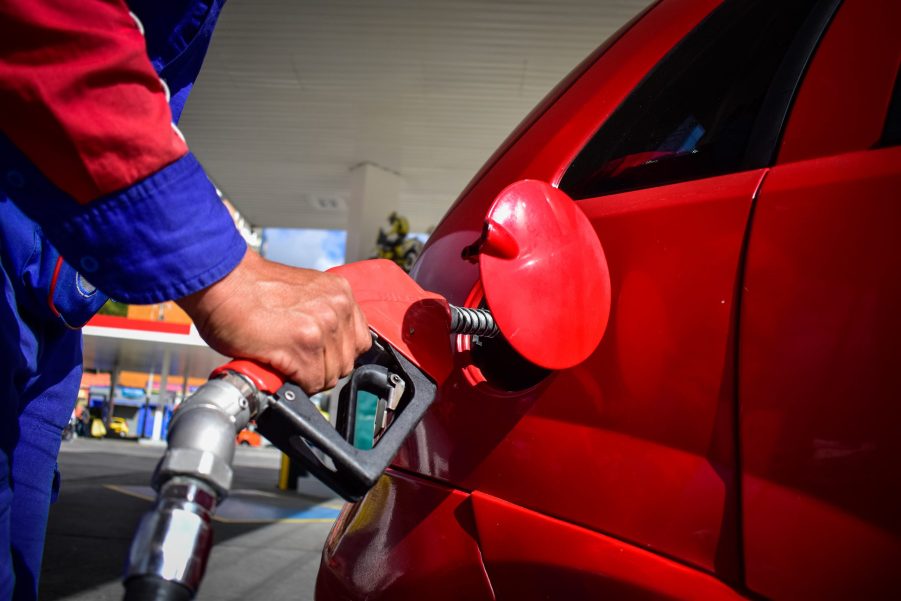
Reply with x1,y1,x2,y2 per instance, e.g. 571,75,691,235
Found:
0,2,243,598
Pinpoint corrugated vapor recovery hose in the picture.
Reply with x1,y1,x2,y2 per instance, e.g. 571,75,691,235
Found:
449,306,499,338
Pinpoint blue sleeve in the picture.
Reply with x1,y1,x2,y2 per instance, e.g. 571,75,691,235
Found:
128,0,227,124
0,136,246,305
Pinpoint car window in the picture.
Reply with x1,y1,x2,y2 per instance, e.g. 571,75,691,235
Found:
560,0,835,200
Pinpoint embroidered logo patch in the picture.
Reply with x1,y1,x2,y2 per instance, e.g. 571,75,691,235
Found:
76,272,97,297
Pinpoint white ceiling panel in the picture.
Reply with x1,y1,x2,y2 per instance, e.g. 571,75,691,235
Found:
180,0,653,232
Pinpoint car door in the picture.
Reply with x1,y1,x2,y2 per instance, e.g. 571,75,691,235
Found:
403,0,840,593
739,0,901,597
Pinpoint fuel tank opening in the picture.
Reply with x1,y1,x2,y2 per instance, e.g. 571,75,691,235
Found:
469,326,550,391
457,284,549,392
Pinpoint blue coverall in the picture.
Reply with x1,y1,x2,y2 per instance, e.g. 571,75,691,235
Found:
0,2,245,598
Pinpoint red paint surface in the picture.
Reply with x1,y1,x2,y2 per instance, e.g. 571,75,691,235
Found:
86,314,191,335
396,0,746,579
316,470,494,601
777,0,901,164
399,170,761,581
471,490,743,600
740,147,901,598
319,0,901,598
739,2,901,594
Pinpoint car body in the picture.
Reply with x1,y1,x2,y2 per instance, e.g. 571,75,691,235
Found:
90,416,129,438
317,0,901,598
108,416,129,437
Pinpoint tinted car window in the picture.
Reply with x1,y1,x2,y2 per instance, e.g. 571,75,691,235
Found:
560,0,832,199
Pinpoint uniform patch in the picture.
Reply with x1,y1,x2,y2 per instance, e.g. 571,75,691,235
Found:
76,272,97,297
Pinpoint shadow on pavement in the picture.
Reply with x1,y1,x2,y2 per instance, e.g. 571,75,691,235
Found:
40,439,339,601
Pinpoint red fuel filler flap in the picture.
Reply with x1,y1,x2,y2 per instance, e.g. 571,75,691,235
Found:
465,179,611,370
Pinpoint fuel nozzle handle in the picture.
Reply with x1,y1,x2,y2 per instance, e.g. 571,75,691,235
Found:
123,368,264,600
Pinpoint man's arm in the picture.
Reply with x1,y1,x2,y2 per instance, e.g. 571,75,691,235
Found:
0,0,370,390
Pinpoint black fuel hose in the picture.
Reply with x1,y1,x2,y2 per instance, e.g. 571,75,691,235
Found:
123,576,192,601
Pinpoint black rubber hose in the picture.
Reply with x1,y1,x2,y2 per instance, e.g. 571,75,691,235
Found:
123,576,192,601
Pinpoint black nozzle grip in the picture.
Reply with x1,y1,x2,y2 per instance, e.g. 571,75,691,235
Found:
335,364,391,443
255,347,435,502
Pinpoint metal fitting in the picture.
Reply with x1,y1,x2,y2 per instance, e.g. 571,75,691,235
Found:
125,477,217,594
126,371,266,598
153,376,259,497
174,376,258,429
155,447,233,499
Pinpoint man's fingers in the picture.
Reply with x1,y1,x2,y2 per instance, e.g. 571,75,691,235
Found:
325,337,344,391
339,330,357,377
353,305,372,354
284,346,322,394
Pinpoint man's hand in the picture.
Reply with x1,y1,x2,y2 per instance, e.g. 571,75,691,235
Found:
177,249,372,393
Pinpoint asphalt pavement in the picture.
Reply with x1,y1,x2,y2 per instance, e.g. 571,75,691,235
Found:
41,438,342,601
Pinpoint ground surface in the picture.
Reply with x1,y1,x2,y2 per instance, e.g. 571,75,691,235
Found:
41,438,340,601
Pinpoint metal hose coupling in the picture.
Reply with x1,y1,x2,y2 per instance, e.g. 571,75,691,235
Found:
124,477,217,597
449,305,499,338
124,371,262,600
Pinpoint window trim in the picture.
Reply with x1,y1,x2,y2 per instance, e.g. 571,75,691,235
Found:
742,0,842,169
559,0,843,200
878,66,901,148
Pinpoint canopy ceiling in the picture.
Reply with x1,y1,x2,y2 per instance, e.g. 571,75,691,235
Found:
180,0,652,233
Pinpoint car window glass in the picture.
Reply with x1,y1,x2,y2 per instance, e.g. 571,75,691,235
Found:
560,0,824,200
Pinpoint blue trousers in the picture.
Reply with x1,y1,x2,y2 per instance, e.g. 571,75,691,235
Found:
0,197,101,601
0,315,82,601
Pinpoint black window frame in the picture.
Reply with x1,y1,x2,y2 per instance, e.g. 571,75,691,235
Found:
559,0,842,200
879,66,901,148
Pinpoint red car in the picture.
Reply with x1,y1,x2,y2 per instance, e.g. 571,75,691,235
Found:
318,0,901,598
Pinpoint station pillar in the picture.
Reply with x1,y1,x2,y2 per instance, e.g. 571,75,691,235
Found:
151,348,172,441
345,162,402,263
106,361,121,427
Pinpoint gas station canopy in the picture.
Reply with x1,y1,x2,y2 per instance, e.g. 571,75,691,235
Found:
180,0,652,234
82,317,228,380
